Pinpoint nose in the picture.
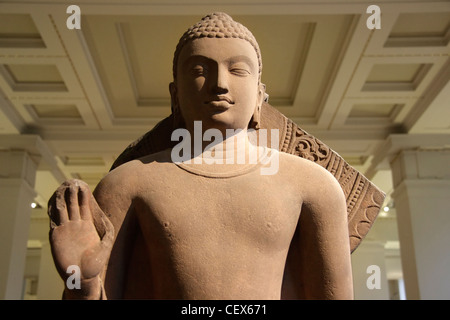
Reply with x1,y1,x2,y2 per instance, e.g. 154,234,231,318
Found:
210,65,229,94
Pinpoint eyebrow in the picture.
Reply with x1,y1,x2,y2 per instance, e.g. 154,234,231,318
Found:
226,55,256,71
182,55,211,65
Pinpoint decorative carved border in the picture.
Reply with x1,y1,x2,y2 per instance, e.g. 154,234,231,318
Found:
280,114,385,252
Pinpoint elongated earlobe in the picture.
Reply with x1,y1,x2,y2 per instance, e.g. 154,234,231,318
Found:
250,104,261,130
249,83,266,130
249,99,262,130
169,82,184,128
169,82,177,113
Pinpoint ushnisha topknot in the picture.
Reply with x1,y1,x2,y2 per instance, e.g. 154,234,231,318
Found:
173,12,262,81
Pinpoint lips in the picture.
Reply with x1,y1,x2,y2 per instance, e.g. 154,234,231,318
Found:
204,96,234,105
204,97,234,112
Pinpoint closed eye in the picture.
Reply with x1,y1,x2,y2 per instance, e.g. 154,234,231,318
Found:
191,65,207,76
227,57,254,77
229,68,250,76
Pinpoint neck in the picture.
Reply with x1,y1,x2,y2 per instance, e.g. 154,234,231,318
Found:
201,130,256,164
191,128,253,163
173,125,265,165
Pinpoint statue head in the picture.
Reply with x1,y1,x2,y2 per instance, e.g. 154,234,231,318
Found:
172,12,263,83
170,12,266,132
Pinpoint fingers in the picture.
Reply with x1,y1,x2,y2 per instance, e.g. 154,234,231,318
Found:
51,187,69,226
67,184,81,221
48,179,92,227
78,183,93,221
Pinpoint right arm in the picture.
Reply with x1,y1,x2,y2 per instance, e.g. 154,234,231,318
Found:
287,162,353,299
92,169,138,299
48,165,136,299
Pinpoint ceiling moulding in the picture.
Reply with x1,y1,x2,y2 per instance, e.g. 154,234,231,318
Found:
0,88,26,133
0,37,45,49
63,155,105,166
343,155,368,167
385,31,450,48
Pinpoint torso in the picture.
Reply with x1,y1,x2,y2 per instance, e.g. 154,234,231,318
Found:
103,148,313,299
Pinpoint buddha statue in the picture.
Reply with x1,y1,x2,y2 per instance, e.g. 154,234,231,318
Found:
48,12,384,300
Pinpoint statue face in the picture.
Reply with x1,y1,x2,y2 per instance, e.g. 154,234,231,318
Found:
171,37,264,133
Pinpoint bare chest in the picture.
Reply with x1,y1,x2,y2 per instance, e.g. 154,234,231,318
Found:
136,172,302,255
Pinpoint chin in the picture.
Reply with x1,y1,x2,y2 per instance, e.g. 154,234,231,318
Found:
208,112,249,128
206,117,247,131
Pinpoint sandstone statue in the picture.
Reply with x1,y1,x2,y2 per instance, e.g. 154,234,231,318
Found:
48,12,384,299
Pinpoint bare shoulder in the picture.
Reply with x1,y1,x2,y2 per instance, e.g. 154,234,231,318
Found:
95,159,139,193
277,151,345,206
94,148,173,196
91,161,138,213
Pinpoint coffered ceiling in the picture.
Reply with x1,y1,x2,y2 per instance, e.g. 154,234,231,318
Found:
0,0,449,208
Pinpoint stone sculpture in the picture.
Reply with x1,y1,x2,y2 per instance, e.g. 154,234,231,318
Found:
48,12,384,300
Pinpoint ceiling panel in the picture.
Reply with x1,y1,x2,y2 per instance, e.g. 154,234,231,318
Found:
363,63,432,92
366,63,423,83
0,13,45,48
389,12,450,37
349,103,400,118
30,104,81,119
385,12,450,47
0,63,68,92
5,64,63,83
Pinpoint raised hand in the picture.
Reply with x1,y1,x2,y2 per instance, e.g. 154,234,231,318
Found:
48,179,114,299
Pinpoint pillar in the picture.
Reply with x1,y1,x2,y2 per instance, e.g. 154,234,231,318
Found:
0,151,38,299
390,148,450,299
0,134,62,300
351,241,389,299
368,134,450,300
37,241,64,299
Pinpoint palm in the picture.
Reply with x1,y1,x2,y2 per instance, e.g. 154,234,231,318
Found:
51,219,106,280
48,179,114,282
